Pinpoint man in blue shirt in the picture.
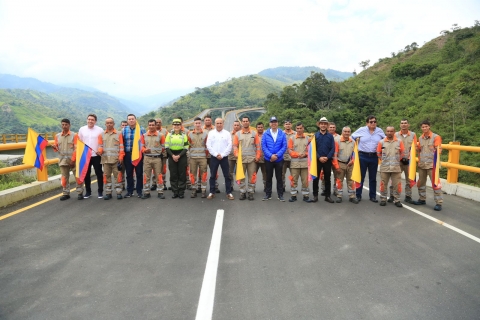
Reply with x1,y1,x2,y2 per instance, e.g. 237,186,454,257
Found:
261,116,287,201
312,117,335,203
351,115,385,202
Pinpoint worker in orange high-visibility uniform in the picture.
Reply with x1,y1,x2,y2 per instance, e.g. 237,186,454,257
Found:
287,122,311,202
141,119,166,199
188,117,209,198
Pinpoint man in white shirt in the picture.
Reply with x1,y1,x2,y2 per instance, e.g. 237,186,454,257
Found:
77,114,104,199
206,118,233,200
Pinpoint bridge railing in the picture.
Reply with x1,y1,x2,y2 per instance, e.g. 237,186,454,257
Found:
1,132,58,144
0,140,478,184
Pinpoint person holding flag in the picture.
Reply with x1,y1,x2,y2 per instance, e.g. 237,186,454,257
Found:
388,119,416,204
122,114,146,198
261,116,287,201
413,120,443,211
312,117,336,203
51,119,81,201
334,126,359,204
287,122,311,202
78,114,104,199
233,116,261,201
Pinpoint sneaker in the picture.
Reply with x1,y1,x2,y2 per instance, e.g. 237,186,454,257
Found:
141,194,151,199
227,193,234,200
158,193,165,199
380,201,387,206
262,195,271,201
278,196,285,202
207,193,215,199
98,192,103,199
248,193,254,201
434,204,442,211
124,193,132,198
395,202,403,207
150,184,157,191
77,194,84,200
103,194,112,200
349,198,359,204
239,193,246,200
413,199,426,205
387,195,394,203
117,194,123,200
60,195,70,201
405,196,414,204
289,196,297,202
84,192,91,199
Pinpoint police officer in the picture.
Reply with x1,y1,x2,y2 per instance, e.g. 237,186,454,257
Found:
166,118,189,198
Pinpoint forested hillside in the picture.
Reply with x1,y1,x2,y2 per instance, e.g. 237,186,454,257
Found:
258,66,352,83
139,75,285,124
0,88,132,133
257,23,480,185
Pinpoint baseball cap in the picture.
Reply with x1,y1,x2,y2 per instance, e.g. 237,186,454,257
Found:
269,116,278,122
172,118,182,125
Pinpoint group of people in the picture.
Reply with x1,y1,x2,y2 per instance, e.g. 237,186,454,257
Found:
52,112,444,211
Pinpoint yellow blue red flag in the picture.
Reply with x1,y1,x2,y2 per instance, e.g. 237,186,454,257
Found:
432,145,442,190
307,135,317,181
235,144,245,184
408,136,417,188
131,122,142,166
351,140,362,189
23,128,48,170
75,139,92,183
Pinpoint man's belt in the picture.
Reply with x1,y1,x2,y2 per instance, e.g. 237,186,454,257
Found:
338,160,349,164
145,155,162,158
359,151,377,156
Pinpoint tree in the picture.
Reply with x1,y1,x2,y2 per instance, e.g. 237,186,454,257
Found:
353,69,357,76
451,24,460,32
411,42,418,51
359,60,370,70
440,30,450,36
391,52,396,58
405,45,411,52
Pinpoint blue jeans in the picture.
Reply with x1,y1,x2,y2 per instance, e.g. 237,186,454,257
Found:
124,152,144,195
209,156,232,194
357,152,378,200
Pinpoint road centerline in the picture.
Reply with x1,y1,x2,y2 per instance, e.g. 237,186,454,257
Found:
195,209,225,320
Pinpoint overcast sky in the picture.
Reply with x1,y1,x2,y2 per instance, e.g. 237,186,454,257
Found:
0,0,478,98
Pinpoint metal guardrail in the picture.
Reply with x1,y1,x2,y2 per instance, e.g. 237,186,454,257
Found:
1,132,57,144
0,139,478,184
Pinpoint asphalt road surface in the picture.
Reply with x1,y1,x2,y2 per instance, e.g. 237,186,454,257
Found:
1,171,480,320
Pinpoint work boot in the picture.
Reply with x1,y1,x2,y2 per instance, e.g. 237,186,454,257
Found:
191,191,197,198
395,202,403,207
141,193,151,199
77,194,84,200
239,193,247,200
201,192,207,198
60,195,70,201
248,193,254,201
413,199,426,205
380,201,387,206
434,204,442,211
387,195,394,203
150,184,157,191
117,194,123,200
196,187,202,194
311,195,319,203
103,194,112,200
325,196,334,203
289,196,297,202
405,196,414,204
336,197,343,203
349,198,359,204
158,193,165,199
321,191,326,196
302,196,310,202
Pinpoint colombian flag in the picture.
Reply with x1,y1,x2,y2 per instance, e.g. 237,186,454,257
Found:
307,135,317,181
432,145,442,190
408,136,417,188
76,139,92,183
235,144,245,184
351,140,362,189
131,122,142,166
23,128,48,170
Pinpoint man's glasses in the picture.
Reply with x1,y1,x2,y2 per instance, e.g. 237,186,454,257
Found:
369,120,377,123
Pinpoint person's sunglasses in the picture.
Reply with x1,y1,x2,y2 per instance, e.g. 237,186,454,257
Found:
369,121,377,123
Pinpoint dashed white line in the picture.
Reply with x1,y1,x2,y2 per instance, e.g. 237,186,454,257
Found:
195,209,225,320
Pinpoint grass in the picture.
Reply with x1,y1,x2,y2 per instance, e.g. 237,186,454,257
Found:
0,162,61,191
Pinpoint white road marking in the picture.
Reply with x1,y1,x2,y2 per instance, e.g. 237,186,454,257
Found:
363,187,480,244
195,209,225,320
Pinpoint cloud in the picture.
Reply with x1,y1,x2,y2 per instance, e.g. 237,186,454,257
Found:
0,0,478,97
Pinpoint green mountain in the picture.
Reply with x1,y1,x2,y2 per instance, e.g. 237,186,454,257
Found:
0,88,133,134
139,75,285,125
258,23,480,185
258,66,352,83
